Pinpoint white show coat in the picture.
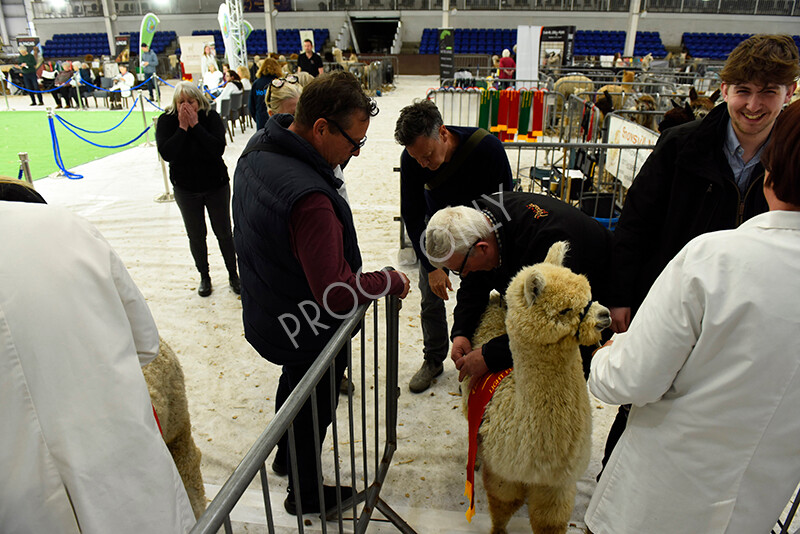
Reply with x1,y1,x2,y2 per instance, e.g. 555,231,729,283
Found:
215,82,242,114
111,70,135,98
586,210,800,534
0,202,195,534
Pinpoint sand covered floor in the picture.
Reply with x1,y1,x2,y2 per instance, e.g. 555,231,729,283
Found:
29,75,617,533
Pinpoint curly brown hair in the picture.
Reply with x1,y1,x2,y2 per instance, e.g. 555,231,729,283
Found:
256,57,282,79
720,34,800,87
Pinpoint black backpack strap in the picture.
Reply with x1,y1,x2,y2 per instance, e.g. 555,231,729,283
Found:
424,128,490,191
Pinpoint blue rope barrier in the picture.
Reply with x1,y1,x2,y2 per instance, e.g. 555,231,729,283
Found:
157,76,175,88
5,78,70,94
156,75,219,100
144,96,164,111
55,96,140,133
78,73,154,93
55,115,152,149
48,114,83,180
18,167,24,180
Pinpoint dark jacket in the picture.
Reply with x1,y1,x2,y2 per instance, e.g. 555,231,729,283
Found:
249,74,276,131
400,126,513,273
609,102,768,313
155,109,228,192
232,114,362,365
452,192,613,370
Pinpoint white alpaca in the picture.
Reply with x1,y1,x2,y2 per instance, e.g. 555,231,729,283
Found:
463,242,611,534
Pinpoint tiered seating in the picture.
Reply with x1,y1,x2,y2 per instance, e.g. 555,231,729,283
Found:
191,28,329,56
573,30,666,57
682,32,749,59
122,31,178,55
419,28,517,55
43,33,111,58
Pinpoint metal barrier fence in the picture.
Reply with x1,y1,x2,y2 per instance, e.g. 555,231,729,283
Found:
190,295,414,534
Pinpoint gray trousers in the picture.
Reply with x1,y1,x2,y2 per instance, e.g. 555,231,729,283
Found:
418,263,449,364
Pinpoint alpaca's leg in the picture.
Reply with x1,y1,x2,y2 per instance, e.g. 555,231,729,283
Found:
526,483,576,534
482,466,524,534
168,426,207,519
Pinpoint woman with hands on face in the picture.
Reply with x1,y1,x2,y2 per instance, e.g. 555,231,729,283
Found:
156,82,240,298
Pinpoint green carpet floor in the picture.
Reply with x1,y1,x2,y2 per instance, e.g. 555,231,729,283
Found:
1,107,161,180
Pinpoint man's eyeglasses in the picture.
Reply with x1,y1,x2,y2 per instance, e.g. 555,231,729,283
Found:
452,239,481,277
266,75,299,104
325,117,367,153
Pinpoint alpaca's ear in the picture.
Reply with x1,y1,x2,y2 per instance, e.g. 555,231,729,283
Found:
709,89,720,103
671,98,681,109
684,102,693,116
544,241,569,266
689,87,698,101
523,270,546,307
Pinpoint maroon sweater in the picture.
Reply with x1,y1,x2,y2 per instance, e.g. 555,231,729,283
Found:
290,192,404,313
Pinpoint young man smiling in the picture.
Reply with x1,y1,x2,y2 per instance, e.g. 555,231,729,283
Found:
601,33,798,474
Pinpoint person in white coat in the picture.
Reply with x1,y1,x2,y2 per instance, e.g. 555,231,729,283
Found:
586,100,800,534
0,179,195,534
110,63,135,109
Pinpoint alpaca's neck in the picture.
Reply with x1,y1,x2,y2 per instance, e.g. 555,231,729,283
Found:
508,337,583,399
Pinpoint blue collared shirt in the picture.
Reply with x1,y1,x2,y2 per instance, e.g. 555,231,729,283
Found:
722,119,769,195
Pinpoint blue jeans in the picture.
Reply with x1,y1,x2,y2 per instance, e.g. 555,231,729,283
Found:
418,263,449,364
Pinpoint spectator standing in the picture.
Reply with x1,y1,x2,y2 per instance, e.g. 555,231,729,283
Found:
200,44,216,76
0,178,196,534
232,71,410,515
17,45,43,106
498,48,515,88
140,42,159,100
601,34,799,472
394,100,513,393
156,82,240,297
250,57,282,130
296,39,323,77
586,99,800,534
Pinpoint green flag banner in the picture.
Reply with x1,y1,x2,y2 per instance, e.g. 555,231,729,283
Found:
242,20,254,41
139,12,160,49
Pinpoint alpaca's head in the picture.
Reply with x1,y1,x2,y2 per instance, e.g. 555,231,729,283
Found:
504,242,611,347
636,94,657,113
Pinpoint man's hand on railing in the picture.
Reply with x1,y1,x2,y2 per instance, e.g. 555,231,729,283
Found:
398,271,410,299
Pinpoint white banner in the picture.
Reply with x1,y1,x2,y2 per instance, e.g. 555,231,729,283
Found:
515,25,541,84
605,115,658,188
217,4,237,69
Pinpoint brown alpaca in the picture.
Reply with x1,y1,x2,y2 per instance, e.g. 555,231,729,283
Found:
463,242,611,534
597,70,635,111
689,87,720,119
143,339,207,519
632,94,658,131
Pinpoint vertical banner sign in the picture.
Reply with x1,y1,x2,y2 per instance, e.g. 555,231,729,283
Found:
139,13,160,49
217,4,235,68
539,26,576,68
515,25,541,83
438,29,454,82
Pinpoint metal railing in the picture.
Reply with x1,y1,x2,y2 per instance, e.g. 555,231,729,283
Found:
190,295,414,534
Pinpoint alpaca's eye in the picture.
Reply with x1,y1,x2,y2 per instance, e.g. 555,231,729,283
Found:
559,308,571,315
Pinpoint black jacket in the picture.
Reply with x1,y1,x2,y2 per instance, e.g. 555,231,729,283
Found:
155,109,228,192
232,114,362,365
609,102,768,313
451,192,613,371
249,74,276,131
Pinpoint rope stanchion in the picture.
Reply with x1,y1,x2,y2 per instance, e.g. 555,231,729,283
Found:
152,116,175,203
47,109,83,180
138,91,152,146
56,96,140,134
18,152,34,185
55,115,152,149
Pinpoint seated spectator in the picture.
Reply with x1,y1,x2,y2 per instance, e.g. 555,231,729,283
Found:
202,63,223,95
214,70,243,114
38,60,58,107
52,60,75,109
110,63,134,110
69,61,93,108
0,176,196,533
586,100,800,534
236,65,251,90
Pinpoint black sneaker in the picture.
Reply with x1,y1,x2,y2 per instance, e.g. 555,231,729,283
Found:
229,273,241,294
284,485,354,516
198,276,212,297
271,455,288,477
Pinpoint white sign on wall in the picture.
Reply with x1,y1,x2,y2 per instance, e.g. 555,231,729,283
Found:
606,115,659,188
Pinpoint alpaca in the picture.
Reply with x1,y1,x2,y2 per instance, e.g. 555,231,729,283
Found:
597,70,636,111
463,242,611,534
631,94,658,131
688,87,720,119
640,53,653,72
553,74,594,102
658,98,695,133
143,338,207,519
